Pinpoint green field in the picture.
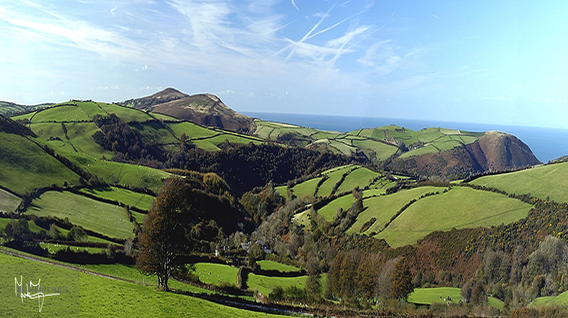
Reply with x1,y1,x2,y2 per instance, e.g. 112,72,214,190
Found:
80,187,155,211
317,165,355,197
247,272,307,296
0,251,287,317
65,153,169,194
317,194,355,222
194,262,239,286
0,133,81,195
409,287,503,310
32,105,91,123
531,289,568,307
348,187,443,235
98,103,154,122
130,121,179,145
470,161,568,203
0,218,44,234
39,242,106,254
166,121,219,139
0,188,21,212
26,190,135,239
290,177,321,199
375,187,532,248
257,260,301,272
336,167,381,193
76,101,108,118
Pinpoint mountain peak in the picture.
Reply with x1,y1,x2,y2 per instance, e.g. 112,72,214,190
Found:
121,89,253,134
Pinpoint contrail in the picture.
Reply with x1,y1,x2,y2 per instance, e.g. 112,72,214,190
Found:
291,0,299,11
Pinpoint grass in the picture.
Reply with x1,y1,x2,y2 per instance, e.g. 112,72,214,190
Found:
39,242,105,254
409,287,503,310
80,187,155,211
76,101,108,118
290,177,321,200
129,121,179,145
292,209,311,227
26,190,135,240
399,145,439,158
336,167,381,193
149,112,181,121
257,260,301,272
64,122,114,157
194,262,239,286
348,187,443,235
246,273,306,296
317,165,354,197
166,122,219,139
98,103,153,123
375,187,532,248
65,153,169,194
0,132,81,195
470,161,568,203
32,105,91,123
0,218,44,234
0,252,288,317
317,194,355,222
0,188,21,212
351,139,399,160
530,289,568,307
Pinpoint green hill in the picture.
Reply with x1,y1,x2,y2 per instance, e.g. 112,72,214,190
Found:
375,187,532,248
470,161,568,203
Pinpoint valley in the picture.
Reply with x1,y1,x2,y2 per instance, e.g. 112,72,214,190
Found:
1,89,567,317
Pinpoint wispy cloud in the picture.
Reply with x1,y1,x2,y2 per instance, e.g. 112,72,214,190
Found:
0,2,143,59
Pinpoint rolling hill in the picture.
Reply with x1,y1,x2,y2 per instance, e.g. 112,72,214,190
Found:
120,88,254,133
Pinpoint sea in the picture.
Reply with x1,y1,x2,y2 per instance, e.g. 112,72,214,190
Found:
243,112,568,164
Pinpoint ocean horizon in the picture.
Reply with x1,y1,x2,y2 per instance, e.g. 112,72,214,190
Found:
243,112,568,164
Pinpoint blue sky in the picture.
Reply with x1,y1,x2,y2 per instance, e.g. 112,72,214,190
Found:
1,1,567,129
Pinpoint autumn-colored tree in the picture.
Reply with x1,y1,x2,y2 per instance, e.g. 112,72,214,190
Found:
136,177,191,291
390,257,414,300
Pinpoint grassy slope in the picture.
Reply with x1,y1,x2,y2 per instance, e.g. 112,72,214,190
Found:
470,161,568,203
409,287,503,310
80,187,154,211
376,187,532,248
0,252,287,317
0,133,81,195
336,167,381,193
348,187,443,235
291,177,322,199
65,153,169,194
317,194,355,222
317,165,354,197
194,263,239,286
0,188,21,212
257,260,301,272
32,105,91,122
26,190,134,239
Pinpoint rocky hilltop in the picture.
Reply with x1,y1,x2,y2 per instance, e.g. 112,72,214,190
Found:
387,131,541,179
120,88,253,133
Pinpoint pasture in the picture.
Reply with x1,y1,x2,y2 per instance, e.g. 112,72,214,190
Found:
98,102,154,123
0,252,287,317
0,188,21,212
348,187,443,235
194,262,239,286
31,105,91,123
290,177,322,199
375,187,532,248
80,187,155,211
0,133,80,195
470,161,568,203
257,260,301,272
26,190,135,240
408,287,503,310
317,194,355,222
66,153,169,194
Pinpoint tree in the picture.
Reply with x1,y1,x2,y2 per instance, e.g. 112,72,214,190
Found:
305,255,321,298
136,177,191,291
390,257,414,300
